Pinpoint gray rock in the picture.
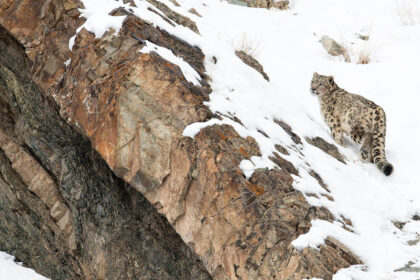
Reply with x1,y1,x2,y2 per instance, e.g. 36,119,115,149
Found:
320,35,351,62
305,136,346,164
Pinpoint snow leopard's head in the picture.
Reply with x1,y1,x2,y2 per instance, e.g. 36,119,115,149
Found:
310,72,336,96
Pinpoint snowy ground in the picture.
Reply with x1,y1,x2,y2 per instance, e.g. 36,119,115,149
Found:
0,252,48,280
70,0,420,279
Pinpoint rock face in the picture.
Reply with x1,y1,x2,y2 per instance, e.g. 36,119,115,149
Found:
0,0,361,279
0,25,210,280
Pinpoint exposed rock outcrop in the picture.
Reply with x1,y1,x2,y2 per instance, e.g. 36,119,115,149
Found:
0,0,361,279
0,25,211,280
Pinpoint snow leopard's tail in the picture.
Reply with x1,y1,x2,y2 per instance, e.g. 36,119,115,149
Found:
372,107,393,176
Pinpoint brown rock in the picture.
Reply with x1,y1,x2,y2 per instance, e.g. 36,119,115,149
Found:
53,16,212,193
235,50,270,81
275,143,290,155
189,8,202,17
306,136,346,164
309,169,331,192
274,119,302,144
269,151,299,175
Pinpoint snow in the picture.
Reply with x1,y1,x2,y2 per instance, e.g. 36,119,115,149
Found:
69,0,129,49
0,252,48,280
70,0,420,279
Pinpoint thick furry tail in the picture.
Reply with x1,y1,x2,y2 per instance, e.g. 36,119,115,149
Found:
371,108,393,176
372,147,393,176
378,161,393,176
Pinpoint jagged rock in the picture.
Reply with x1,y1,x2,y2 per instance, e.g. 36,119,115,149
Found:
189,8,202,17
62,17,211,193
269,152,299,175
239,0,289,9
306,136,346,164
392,221,406,230
0,26,211,279
320,35,351,62
0,0,362,279
145,0,200,34
275,143,289,155
0,129,76,250
274,119,302,144
309,169,331,192
235,50,270,81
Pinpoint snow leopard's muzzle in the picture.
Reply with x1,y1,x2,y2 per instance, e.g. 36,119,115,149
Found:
310,88,319,95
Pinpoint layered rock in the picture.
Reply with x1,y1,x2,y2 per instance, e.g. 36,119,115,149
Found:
147,125,361,279
0,0,361,279
0,24,210,280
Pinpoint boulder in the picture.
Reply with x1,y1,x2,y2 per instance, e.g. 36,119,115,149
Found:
320,35,351,62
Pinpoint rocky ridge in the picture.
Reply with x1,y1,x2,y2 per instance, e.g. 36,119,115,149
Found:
0,0,362,279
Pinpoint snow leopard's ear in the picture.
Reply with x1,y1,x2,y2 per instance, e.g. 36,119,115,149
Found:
313,72,318,76
328,76,334,83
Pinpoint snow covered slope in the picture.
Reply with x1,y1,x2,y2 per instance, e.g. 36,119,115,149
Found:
181,0,420,279
71,0,420,279
0,252,48,280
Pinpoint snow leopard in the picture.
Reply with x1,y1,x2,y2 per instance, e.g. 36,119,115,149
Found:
310,72,393,176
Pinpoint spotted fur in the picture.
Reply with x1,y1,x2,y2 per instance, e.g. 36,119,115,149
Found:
310,72,393,176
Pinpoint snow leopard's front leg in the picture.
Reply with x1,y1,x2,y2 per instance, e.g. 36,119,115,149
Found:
328,116,344,146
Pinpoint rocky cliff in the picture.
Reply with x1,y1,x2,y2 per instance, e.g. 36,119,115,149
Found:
0,24,211,280
0,0,361,279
